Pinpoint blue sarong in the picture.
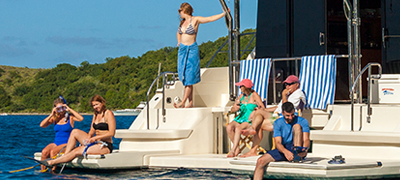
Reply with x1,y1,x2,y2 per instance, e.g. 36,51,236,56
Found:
177,42,201,86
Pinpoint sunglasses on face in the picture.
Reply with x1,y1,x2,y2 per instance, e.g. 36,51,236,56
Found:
284,82,298,86
178,9,182,13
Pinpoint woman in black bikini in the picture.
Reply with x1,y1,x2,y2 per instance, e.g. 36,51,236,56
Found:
43,95,116,167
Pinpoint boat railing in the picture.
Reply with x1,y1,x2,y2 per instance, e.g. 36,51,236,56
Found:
350,63,382,131
205,32,256,68
146,71,178,130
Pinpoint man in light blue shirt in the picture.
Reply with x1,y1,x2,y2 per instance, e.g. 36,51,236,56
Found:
253,102,310,180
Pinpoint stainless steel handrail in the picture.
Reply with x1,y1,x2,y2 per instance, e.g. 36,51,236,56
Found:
344,0,354,102
350,63,382,131
206,32,256,68
218,0,235,101
146,71,178,130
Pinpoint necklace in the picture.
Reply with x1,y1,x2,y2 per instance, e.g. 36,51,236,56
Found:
243,92,252,104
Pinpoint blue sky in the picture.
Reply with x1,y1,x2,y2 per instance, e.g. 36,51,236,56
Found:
0,0,257,69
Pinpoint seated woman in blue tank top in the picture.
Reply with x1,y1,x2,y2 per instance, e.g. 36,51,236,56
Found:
39,97,83,171
226,79,265,157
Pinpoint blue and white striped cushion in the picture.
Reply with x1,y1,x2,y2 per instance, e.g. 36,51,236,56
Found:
299,55,336,109
238,58,272,101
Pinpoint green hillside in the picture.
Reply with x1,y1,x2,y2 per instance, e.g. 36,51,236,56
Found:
0,29,255,113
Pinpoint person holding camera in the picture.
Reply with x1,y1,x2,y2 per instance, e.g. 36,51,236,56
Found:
39,96,83,171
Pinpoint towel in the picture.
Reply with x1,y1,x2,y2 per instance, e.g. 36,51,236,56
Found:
299,55,336,109
238,58,272,101
177,42,201,86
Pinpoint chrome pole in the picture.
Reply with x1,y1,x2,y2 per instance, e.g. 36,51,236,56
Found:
344,0,353,100
353,0,362,103
219,0,235,101
234,0,240,99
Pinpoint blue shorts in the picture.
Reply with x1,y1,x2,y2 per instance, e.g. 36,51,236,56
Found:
267,144,293,161
267,144,308,161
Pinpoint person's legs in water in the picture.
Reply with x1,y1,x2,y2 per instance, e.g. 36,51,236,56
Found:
253,153,275,180
41,143,56,170
49,144,67,172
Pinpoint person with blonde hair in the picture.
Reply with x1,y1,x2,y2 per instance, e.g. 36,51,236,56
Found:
39,96,83,171
174,2,228,108
36,95,116,168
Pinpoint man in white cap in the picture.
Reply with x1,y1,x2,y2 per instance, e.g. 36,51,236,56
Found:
240,75,306,157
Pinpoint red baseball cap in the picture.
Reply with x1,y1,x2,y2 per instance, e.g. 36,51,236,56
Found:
283,75,299,84
235,79,253,88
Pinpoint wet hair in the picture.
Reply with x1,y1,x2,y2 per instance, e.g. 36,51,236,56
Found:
281,102,295,114
179,2,193,27
90,95,107,116
53,98,65,107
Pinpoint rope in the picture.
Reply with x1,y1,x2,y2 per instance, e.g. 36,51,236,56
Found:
5,164,41,173
9,142,107,174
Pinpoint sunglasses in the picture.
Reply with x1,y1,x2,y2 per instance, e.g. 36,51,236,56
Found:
284,82,298,86
178,9,182,13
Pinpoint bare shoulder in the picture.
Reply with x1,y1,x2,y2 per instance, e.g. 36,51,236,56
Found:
192,16,201,24
105,109,115,117
253,91,261,97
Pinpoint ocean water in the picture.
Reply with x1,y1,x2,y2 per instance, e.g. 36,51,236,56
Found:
0,115,250,180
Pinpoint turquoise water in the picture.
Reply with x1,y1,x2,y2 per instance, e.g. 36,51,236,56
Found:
0,115,250,179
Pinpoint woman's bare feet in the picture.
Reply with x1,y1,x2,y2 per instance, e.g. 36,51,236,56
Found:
227,151,235,158
241,126,257,136
173,102,184,108
227,148,241,157
185,101,193,108
240,150,258,157
234,148,241,157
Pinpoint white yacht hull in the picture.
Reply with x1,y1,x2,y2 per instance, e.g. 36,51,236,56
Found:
34,67,400,179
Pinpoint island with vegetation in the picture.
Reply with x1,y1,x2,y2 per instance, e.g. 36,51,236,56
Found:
0,29,255,113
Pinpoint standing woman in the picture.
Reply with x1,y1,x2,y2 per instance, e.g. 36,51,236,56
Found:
42,95,116,167
174,2,227,108
39,96,83,171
